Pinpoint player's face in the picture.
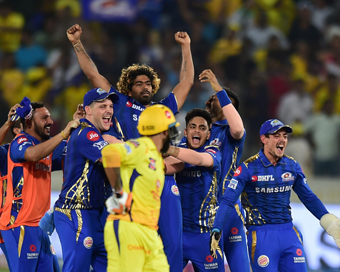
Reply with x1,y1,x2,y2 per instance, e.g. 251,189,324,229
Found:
89,99,114,133
32,107,53,141
262,128,288,161
185,116,210,149
205,95,222,119
129,75,153,105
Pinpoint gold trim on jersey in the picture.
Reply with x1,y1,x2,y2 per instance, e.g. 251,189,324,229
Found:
242,192,266,225
114,117,125,141
62,160,90,209
293,226,303,244
13,177,24,211
2,178,7,207
78,122,92,136
234,203,245,225
251,231,257,263
55,207,72,221
199,172,218,233
10,215,15,225
244,153,259,168
284,154,296,162
222,146,239,195
76,209,83,242
18,225,25,257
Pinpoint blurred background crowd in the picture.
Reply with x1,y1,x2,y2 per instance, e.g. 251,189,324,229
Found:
1,0,340,178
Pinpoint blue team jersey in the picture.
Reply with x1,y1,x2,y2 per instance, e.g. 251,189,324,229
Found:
55,119,111,210
104,87,178,140
214,149,329,230
0,144,9,176
209,120,246,199
176,141,221,233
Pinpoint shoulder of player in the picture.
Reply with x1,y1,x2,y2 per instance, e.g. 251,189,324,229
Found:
77,122,103,141
243,153,260,168
283,154,297,163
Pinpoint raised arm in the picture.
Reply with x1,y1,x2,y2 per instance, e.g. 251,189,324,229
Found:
24,119,80,162
0,104,21,143
166,145,213,168
67,24,111,92
199,69,244,139
171,31,194,110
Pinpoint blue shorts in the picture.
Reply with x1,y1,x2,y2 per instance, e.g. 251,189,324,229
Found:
158,175,182,272
223,199,250,271
183,231,224,272
247,222,307,272
2,225,56,272
54,207,107,272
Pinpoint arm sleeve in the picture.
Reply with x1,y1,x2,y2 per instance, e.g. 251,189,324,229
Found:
158,92,179,115
293,162,329,220
213,164,248,231
10,136,34,163
78,130,108,163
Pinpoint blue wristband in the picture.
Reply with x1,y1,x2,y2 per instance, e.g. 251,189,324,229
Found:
216,90,232,107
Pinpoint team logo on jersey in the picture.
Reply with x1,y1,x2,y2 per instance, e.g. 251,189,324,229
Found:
165,110,171,118
281,172,295,182
234,166,242,176
257,255,269,267
294,248,305,263
17,137,28,144
209,138,221,147
231,227,238,235
83,237,93,249
171,185,180,196
50,244,56,255
205,255,214,263
129,140,140,148
29,244,37,252
126,101,132,107
149,158,156,170
87,131,100,141
228,178,238,189
251,176,258,182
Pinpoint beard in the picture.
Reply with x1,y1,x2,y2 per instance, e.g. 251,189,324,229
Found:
34,120,50,141
160,135,171,154
138,95,152,105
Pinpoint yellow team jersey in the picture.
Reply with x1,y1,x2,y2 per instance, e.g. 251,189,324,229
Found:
104,137,165,230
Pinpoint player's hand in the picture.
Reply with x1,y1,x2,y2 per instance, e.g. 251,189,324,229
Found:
39,207,55,236
175,31,191,45
67,24,82,45
62,119,80,139
199,69,223,93
73,104,85,120
320,213,340,248
106,191,133,215
210,228,222,259
8,103,21,123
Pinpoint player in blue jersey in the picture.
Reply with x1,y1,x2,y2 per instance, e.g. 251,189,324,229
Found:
200,69,251,271
165,108,224,272
54,88,119,272
66,23,194,272
211,119,340,272
0,100,79,272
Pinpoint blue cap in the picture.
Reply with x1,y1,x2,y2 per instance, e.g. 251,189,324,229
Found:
83,88,119,107
260,119,293,136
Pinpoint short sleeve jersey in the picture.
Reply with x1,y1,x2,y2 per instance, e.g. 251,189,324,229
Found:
175,141,221,233
105,137,165,230
55,119,111,210
104,87,178,140
209,120,246,199
213,149,329,230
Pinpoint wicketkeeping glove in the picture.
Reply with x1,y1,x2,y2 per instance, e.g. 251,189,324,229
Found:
106,190,133,215
320,213,340,248
39,206,55,235
210,228,222,259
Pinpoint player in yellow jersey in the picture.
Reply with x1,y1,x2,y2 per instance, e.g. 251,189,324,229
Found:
101,104,180,272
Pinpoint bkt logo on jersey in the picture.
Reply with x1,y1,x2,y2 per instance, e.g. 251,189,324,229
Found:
281,172,295,182
252,175,274,182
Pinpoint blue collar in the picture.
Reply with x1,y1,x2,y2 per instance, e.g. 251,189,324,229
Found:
259,148,287,167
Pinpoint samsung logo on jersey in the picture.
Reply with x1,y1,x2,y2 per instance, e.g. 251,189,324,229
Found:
255,185,293,193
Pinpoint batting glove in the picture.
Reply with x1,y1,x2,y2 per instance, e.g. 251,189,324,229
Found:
106,190,132,215
320,213,340,248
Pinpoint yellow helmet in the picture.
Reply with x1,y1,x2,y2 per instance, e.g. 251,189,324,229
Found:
137,104,180,139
